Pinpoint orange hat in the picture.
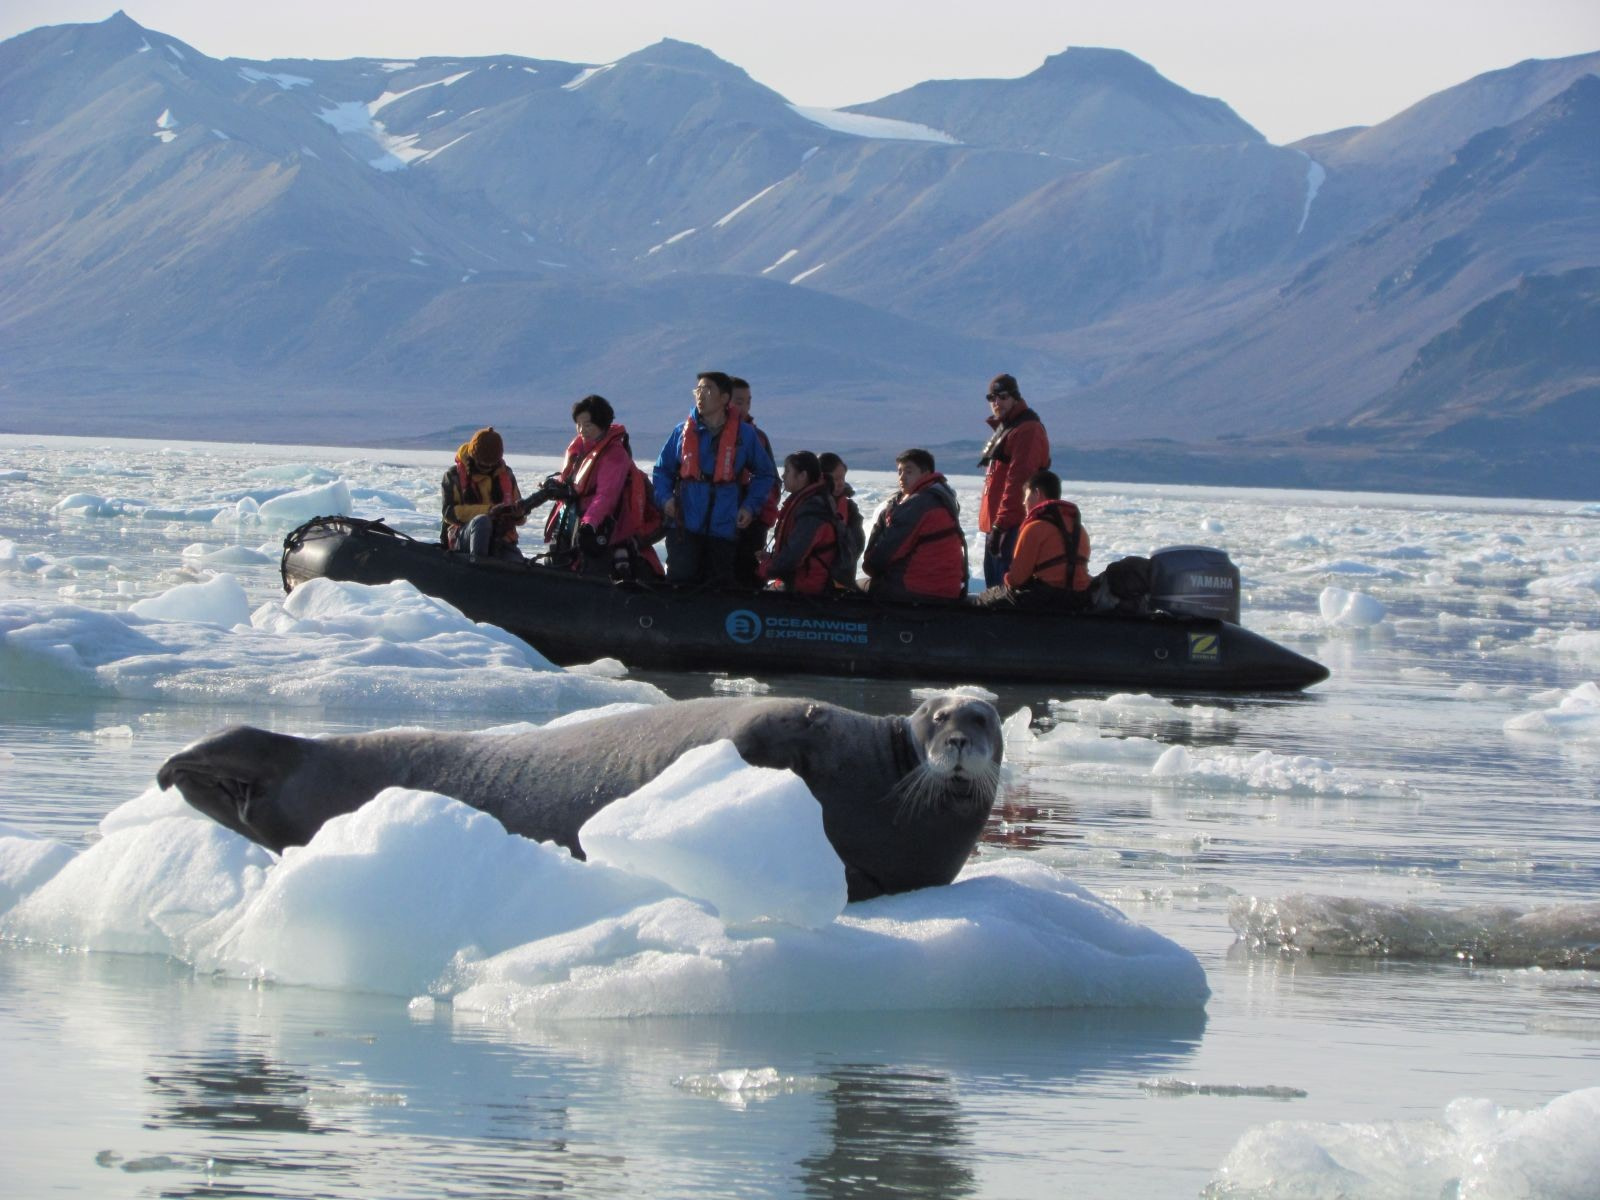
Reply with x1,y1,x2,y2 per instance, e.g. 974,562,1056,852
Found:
466,427,504,467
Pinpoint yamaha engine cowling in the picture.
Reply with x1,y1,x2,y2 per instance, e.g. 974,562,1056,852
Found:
1149,545,1241,623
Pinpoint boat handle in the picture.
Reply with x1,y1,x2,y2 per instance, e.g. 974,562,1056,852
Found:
639,616,654,629
1154,647,1168,660
899,631,913,644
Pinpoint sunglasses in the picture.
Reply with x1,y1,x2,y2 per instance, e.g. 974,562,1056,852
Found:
985,391,1011,403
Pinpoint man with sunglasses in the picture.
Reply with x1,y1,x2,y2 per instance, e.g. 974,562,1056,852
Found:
977,373,1050,589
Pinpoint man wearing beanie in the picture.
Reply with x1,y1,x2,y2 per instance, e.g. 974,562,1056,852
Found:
977,373,1050,588
440,426,525,557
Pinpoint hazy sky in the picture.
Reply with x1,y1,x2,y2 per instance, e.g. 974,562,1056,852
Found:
4,1,1598,143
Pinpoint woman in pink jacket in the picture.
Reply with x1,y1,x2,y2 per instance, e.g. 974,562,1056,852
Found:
547,394,662,579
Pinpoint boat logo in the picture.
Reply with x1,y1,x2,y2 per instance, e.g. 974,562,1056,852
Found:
1188,632,1219,662
725,610,763,643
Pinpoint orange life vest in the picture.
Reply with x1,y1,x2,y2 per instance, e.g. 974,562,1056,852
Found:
678,412,743,484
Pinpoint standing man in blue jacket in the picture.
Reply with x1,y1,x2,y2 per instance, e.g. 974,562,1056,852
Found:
653,370,778,586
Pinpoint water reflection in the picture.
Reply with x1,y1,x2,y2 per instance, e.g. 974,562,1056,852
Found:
800,1067,975,1199
147,1047,325,1133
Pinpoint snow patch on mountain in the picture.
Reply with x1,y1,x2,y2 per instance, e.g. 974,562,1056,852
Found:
371,70,472,116
563,64,616,91
237,66,311,90
715,182,784,228
1295,152,1327,235
789,106,958,144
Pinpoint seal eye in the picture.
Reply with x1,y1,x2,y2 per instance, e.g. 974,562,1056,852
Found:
934,710,948,723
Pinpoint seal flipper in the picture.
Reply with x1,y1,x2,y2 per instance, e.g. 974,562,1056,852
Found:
157,726,313,853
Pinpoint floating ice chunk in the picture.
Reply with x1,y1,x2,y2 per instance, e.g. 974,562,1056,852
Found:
455,856,1210,1019
711,676,771,694
128,573,252,628
1302,560,1408,579
1504,681,1600,741
912,684,997,703
0,587,663,710
1206,1087,1600,1200
1051,693,1224,725
2,815,272,954
1141,1077,1305,1099
1230,893,1600,967
580,741,846,929
93,724,134,740
569,658,629,678
1199,517,1224,533
0,822,76,914
674,1067,829,1106
1528,568,1600,596
243,464,339,485
257,479,352,526
1318,586,1386,627
202,789,668,995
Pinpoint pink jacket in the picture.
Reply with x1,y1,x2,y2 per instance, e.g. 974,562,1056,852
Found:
560,425,642,541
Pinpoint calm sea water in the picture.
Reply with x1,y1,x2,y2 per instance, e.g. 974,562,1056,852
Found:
1,435,1597,1198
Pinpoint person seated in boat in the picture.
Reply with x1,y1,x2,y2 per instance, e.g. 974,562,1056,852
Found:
819,452,865,587
729,377,780,588
440,426,524,559
861,448,968,604
974,468,1090,609
545,394,664,580
760,451,843,594
652,371,777,587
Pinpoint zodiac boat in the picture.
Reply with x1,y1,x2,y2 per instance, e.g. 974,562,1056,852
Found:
280,516,1329,692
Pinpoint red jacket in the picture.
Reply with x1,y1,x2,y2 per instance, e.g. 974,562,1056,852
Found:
978,407,1050,533
862,472,967,601
761,480,838,593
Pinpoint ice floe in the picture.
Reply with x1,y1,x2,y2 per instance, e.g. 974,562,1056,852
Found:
1206,1087,1600,1200
0,741,1209,1015
0,576,662,711
1504,681,1600,741
1230,893,1600,967
1003,708,1413,797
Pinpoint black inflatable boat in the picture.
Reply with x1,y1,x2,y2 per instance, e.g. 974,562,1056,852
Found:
280,517,1329,692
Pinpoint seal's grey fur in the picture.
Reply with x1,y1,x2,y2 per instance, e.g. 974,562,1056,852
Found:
158,695,1003,900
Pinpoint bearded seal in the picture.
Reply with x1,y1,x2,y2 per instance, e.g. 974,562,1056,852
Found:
157,695,1003,901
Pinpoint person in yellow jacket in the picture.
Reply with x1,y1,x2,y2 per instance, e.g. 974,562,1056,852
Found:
440,427,524,558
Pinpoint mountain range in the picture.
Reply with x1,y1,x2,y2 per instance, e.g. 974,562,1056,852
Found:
1,13,1595,497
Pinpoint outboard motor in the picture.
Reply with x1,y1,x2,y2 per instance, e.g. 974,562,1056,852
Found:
1149,545,1241,623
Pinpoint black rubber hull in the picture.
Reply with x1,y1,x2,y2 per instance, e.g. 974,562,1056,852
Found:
281,519,1329,692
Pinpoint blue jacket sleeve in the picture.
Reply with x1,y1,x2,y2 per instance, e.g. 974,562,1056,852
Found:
739,427,777,518
653,426,683,509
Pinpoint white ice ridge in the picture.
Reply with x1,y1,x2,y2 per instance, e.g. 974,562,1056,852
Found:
562,63,615,91
370,70,472,116
1293,151,1326,235
761,249,798,275
1002,708,1414,798
1206,1087,1600,1200
317,72,471,172
1505,681,1600,741
0,746,1210,1015
237,66,311,90
790,262,827,285
645,228,697,256
0,577,664,711
713,181,785,228
788,105,959,144
1230,893,1600,968
152,108,176,143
